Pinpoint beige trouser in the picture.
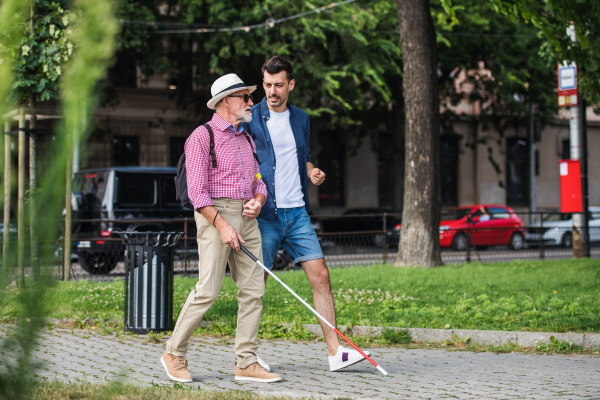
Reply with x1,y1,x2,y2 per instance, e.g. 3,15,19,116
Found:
166,198,265,369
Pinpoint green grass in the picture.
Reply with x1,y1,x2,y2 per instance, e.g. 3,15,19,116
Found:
19,380,292,400
2,259,599,333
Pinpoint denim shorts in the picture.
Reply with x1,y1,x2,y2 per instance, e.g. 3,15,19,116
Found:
257,207,324,270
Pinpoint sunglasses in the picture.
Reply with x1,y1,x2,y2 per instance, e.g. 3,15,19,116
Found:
228,94,253,103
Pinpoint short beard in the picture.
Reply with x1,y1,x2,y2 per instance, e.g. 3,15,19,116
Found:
238,106,252,123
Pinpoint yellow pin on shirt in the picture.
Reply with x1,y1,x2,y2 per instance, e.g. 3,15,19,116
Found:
252,173,261,186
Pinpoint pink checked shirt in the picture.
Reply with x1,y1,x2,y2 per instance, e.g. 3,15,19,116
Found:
185,113,267,210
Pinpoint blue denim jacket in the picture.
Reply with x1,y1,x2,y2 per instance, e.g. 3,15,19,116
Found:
242,97,311,220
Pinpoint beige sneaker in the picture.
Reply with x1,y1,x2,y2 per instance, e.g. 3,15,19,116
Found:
161,351,193,383
235,362,282,383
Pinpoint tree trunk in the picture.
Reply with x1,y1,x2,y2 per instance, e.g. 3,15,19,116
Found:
395,0,442,267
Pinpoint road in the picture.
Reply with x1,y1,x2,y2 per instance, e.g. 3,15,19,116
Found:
20,245,600,281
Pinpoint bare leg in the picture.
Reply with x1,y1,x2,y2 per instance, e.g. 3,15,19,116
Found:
301,258,340,356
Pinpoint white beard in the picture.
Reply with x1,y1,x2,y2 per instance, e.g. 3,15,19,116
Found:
238,107,253,123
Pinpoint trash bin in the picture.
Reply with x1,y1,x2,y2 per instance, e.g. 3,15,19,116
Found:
116,231,183,333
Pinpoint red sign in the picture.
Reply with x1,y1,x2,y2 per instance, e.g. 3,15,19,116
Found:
559,160,583,213
557,63,578,107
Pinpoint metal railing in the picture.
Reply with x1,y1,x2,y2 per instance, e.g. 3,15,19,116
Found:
1,210,598,281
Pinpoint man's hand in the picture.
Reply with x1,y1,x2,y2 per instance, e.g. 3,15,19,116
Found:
309,168,326,185
243,198,262,219
219,224,245,250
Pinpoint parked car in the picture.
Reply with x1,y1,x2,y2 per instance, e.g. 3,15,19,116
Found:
71,167,193,274
71,166,294,274
319,208,402,247
525,207,600,247
0,222,17,241
439,205,525,251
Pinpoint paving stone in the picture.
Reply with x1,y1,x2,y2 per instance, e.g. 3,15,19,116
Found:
1,325,599,398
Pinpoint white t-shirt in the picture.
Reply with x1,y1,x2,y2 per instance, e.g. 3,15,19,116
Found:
267,109,305,208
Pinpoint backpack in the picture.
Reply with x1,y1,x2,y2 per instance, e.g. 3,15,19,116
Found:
175,123,260,209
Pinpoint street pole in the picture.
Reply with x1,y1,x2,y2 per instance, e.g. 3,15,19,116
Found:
580,98,590,258
64,152,72,282
29,7,39,279
570,99,586,258
17,109,26,286
29,100,39,279
566,25,586,259
3,121,11,285
529,103,536,225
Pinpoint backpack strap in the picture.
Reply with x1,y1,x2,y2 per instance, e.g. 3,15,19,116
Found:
203,123,217,168
203,123,260,169
243,132,261,166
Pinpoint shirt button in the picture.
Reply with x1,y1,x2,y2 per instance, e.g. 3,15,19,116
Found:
273,167,275,169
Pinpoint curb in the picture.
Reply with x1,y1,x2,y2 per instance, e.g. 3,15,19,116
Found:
296,324,600,350
43,318,600,350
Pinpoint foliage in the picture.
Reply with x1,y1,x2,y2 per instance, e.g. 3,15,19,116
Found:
28,380,294,400
0,0,118,397
112,0,401,128
535,335,583,353
7,0,72,103
5,259,599,333
489,0,600,105
381,327,411,344
147,330,165,343
0,0,47,398
0,0,32,112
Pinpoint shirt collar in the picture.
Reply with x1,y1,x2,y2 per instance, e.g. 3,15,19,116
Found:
211,113,245,135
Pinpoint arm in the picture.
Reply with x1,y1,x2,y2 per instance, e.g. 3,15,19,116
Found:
186,127,244,250
185,128,214,210
199,205,245,250
243,134,267,219
307,161,326,185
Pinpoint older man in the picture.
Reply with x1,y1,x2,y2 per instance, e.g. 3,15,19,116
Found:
161,74,282,383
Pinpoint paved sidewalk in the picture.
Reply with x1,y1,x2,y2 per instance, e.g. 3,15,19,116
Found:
5,327,599,399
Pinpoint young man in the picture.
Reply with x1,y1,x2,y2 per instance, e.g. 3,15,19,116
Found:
243,56,370,372
161,73,282,383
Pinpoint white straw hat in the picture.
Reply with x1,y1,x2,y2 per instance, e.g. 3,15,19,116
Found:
207,73,256,110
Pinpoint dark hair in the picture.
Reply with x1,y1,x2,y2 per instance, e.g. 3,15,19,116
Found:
262,56,293,82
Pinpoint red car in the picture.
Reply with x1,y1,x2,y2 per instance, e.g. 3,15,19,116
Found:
439,205,525,251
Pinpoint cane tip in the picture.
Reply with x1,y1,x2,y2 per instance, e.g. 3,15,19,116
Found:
376,365,388,376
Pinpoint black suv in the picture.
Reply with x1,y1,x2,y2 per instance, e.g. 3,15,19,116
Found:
71,167,193,273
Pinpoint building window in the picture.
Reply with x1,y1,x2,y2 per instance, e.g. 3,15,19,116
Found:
562,139,570,160
109,52,137,88
113,136,139,167
318,132,345,207
440,135,459,206
170,137,186,167
535,149,540,176
506,137,529,205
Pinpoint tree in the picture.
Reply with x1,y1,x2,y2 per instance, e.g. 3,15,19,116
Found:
395,0,442,267
489,0,600,105
10,0,71,103
110,0,401,123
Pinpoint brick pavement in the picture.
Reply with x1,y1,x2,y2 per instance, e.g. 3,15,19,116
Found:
3,326,599,399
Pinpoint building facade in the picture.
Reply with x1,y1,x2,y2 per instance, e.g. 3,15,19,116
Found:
81,79,600,215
